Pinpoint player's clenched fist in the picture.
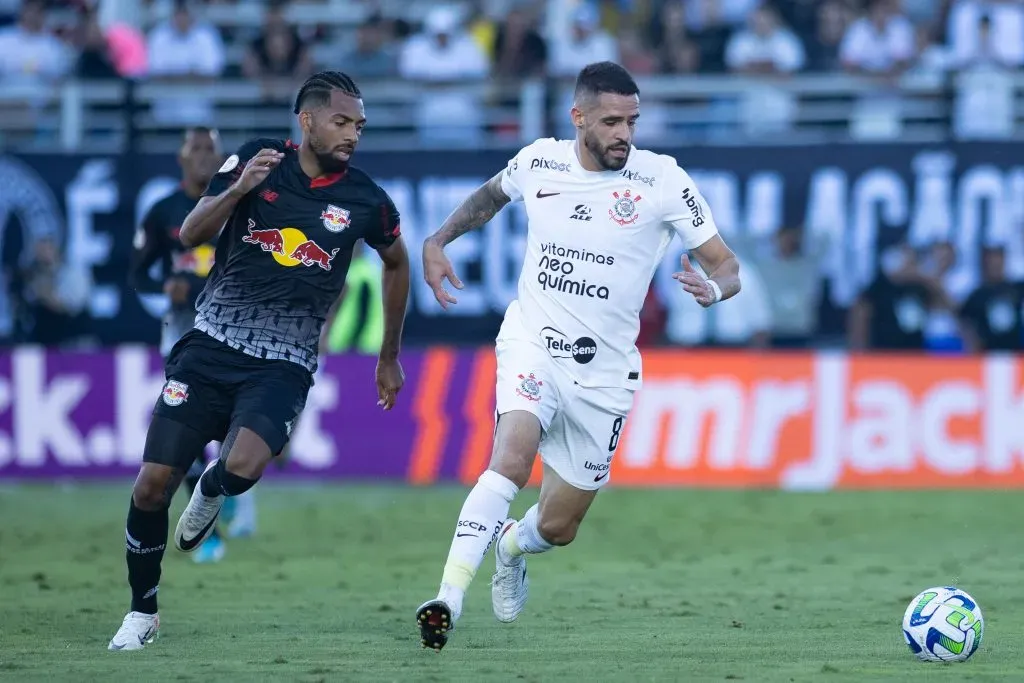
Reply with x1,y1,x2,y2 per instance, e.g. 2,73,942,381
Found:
232,149,284,195
422,238,464,310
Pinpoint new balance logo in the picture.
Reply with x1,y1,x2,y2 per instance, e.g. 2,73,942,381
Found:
536,189,560,198
570,205,592,221
259,188,279,202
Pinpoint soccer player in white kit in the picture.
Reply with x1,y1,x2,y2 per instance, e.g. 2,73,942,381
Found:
415,62,741,650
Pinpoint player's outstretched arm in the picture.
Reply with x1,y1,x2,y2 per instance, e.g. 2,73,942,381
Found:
179,148,284,248
422,171,510,308
374,236,409,410
674,235,742,308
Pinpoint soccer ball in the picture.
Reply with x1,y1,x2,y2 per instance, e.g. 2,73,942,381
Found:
902,587,983,662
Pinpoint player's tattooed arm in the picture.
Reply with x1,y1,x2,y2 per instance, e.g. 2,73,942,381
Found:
423,171,510,309
425,172,510,247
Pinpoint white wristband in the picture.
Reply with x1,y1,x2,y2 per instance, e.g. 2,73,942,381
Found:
707,279,722,304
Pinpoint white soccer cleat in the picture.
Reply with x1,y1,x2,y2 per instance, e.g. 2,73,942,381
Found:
174,459,224,552
107,611,159,651
491,518,529,623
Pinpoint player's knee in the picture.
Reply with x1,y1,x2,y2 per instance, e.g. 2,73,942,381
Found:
223,422,277,479
132,466,175,511
537,516,580,547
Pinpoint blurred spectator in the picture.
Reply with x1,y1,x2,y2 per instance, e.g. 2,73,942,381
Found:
958,246,1024,352
848,243,932,351
725,3,806,75
339,14,398,80
658,253,772,348
840,0,915,76
104,20,148,78
242,0,311,82
805,0,853,72
953,14,1015,139
492,5,547,79
399,7,488,82
918,241,964,352
399,6,489,145
753,226,824,348
0,0,70,85
617,27,659,75
677,0,732,72
548,3,618,79
74,8,120,79
685,0,760,29
15,237,91,347
652,2,701,74
947,0,1024,69
910,24,950,77
147,0,225,125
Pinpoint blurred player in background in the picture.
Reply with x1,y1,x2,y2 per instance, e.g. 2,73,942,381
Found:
129,126,258,564
109,71,410,651
416,61,741,650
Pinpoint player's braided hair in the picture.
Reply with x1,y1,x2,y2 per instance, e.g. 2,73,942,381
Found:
293,71,361,114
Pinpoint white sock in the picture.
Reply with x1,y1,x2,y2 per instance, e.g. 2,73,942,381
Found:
499,504,554,562
438,470,519,610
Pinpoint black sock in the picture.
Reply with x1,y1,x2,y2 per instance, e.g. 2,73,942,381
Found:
126,498,168,615
200,459,259,497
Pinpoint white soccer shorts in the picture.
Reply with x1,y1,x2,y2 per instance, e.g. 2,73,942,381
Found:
494,337,634,491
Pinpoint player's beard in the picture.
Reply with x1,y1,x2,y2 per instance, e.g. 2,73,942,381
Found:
309,133,350,174
584,129,629,171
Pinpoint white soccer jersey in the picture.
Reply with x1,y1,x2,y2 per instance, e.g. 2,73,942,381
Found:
499,138,719,389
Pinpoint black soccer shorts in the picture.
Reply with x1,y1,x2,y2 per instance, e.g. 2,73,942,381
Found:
145,329,311,470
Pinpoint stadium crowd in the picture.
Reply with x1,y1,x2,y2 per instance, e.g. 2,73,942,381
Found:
0,0,1021,87
0,0,1021,354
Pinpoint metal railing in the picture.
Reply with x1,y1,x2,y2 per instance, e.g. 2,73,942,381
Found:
0,71,1021,153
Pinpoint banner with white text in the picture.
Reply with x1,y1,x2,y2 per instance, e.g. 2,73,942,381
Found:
1,347,1021,488
1,143,1022,345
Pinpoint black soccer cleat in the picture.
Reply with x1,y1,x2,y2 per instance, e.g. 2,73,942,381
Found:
416,600,453,651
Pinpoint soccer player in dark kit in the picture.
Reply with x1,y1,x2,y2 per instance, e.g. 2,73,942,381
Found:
108,71,410,650
130,126,248,565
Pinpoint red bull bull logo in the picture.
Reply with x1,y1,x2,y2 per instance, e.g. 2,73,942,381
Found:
243,220,339,271
242,219,286,254
320,204,351,233
161,380,189,407
290,240,340,270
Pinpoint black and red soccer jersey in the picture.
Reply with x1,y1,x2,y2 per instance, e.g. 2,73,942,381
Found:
195,138,400,372
131,188,218,353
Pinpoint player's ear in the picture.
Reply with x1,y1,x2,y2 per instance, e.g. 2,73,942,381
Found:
570,106,584,130
298,111,312,134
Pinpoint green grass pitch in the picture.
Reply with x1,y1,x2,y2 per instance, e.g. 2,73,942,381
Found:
0,485,1019,682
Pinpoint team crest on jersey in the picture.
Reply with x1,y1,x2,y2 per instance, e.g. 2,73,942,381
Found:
161,380,189,407
320,204,351,232
515,373,543,402
609,189,642,226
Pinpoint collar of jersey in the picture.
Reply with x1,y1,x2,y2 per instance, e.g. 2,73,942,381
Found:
284,139,348,189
